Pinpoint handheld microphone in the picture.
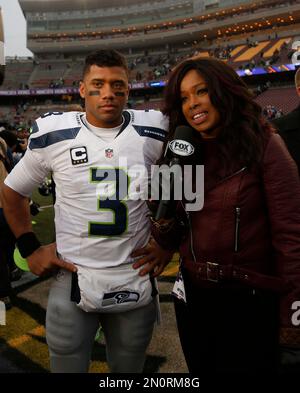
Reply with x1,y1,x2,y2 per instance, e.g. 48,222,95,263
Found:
154,125,196,221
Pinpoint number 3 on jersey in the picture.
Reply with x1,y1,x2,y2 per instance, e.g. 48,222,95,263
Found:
89,168,129,237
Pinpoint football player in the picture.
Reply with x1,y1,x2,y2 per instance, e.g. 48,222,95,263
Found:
1,49,172,373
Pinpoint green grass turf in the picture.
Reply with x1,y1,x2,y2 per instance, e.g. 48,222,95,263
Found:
31,189,55,245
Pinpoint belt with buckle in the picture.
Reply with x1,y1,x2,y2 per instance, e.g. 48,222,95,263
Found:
184,260,232,283
182,258,288,292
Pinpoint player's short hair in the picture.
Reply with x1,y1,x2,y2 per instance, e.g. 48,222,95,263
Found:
295,67,300,88
82,49,129,79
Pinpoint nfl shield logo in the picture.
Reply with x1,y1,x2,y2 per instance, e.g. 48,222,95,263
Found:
105,148,114,158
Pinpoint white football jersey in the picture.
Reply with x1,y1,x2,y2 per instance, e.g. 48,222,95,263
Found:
5,110,168,268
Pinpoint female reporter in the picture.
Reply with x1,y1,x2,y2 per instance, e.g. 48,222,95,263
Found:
152,57,300,375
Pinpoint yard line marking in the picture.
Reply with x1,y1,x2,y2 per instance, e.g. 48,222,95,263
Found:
7,325,45,348
39,205,53,210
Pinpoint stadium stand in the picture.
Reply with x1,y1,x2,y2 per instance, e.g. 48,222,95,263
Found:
0,0,299,127
0,34,297,90
2,59,34,89
255,85,299,113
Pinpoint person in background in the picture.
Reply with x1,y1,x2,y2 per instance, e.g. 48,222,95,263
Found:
0,130,26,165
0,129,40,218
0,130,17,158
272,67,300,172
135,57,300,376
16,126,30,142
15,126,29,156
0,136,15,309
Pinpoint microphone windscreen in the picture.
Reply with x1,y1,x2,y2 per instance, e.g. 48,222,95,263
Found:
173,125,195,142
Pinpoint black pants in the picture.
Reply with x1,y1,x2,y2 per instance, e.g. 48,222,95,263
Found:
0,209,15,297
174,275,280,376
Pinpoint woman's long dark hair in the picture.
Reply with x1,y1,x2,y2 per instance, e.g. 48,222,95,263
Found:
162,57,274,169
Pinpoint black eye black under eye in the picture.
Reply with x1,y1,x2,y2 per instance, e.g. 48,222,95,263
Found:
89,91,100,96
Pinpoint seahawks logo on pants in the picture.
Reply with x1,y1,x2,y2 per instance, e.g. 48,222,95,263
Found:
102,291,140,306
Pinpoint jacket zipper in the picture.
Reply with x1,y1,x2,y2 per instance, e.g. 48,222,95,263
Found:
182,202,197,263
219,167,247,186
206,167,247,194
185,168,246,259
234,206,241,252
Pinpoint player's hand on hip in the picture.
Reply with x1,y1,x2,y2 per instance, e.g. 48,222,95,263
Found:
27,242,77,276
131,237,173,278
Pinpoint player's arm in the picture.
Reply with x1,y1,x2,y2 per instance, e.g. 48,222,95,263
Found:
1,184,76,276
1,184,32,237
1,149,77,276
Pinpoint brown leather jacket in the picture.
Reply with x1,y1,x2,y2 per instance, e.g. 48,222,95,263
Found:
153,133,300,344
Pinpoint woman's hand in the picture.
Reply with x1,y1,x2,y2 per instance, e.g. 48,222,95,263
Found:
131,237,174,277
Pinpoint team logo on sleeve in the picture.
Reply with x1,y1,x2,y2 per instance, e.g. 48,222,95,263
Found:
70,146,88,165
105,148,114,159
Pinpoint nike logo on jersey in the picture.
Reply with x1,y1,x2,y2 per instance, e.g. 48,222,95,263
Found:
70,146,88,165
